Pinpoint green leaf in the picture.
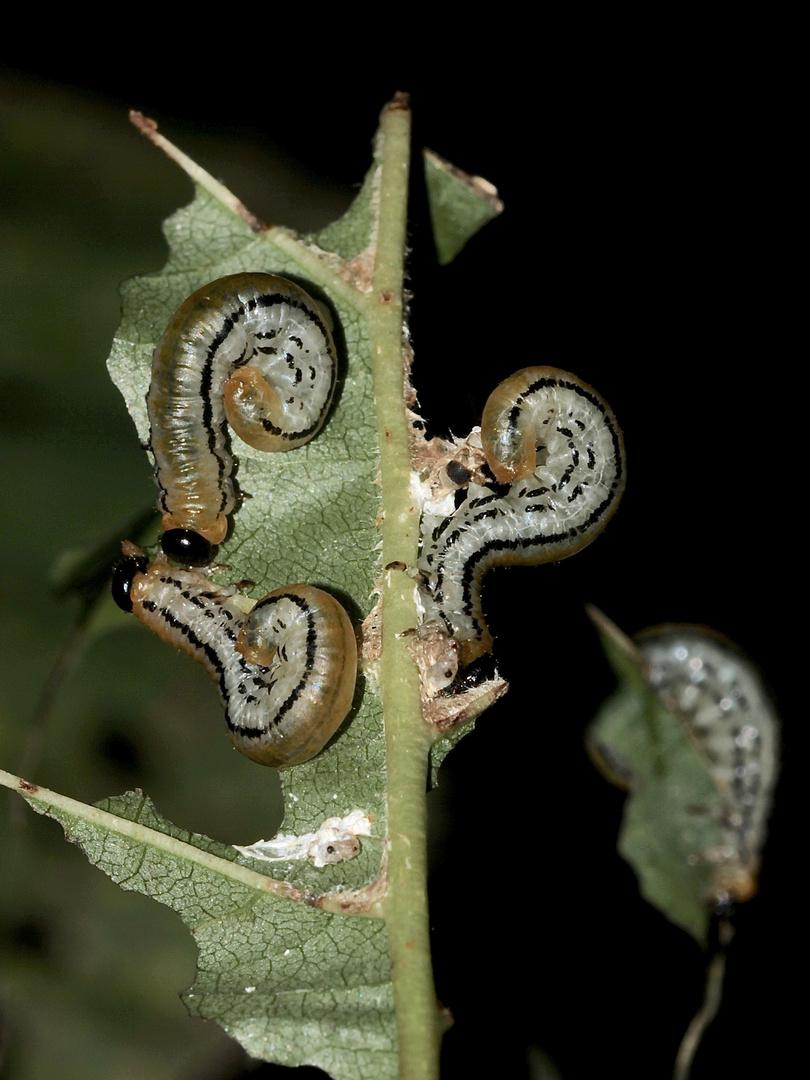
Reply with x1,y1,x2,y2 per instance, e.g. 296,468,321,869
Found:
0,774,394,1079
586,608,725,945
106,170,386,890
427,684,507,789
422,149,503,264
3,98,504,1080
588,608,779,949
307,157,379,261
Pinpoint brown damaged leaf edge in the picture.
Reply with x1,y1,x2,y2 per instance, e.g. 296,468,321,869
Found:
385,92,411,112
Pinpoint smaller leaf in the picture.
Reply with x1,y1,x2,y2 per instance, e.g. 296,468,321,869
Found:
427,681,508,789
586,608,779,945
307,154,379,262
423,149,503,264
0,772,397,1080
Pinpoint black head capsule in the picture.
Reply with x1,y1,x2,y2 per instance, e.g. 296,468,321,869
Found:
161,529,214,566
445,459,472,487
111,554,149,613
440,652,500,696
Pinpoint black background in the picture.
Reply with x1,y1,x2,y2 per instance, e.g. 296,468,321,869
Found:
1,41,795,1080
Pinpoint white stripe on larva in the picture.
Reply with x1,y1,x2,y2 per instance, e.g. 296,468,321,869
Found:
128,554,356,767
419,367,626,664
148,273,337,546
638,626,779,900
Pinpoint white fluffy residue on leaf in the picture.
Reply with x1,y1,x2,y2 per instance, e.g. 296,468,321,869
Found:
233,809,372,868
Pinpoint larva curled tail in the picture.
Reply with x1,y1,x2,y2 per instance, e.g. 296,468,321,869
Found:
148,273,337,565
112,548,356,768
419,366,626,666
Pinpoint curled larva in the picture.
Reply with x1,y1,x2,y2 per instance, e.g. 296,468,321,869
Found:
637,626,779,902
148,273,337,564
419,366,625,663
112,549,356,767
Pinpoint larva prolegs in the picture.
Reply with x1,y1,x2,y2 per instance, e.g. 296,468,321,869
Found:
148,273,338,563
112,550,357,768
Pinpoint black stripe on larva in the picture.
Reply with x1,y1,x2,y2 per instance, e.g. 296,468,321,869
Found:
155,469,169,515
557,462,575,488
228,591,318,741
155,602,234,712
468,492,503,509
472,508,501,524
138,573,326,744
200,290,336,457
201,307,243,506
548,378,624,488
431,454,623,641
253,292,335,438
457,532,576,634
431,514,456,544
421,374,625,645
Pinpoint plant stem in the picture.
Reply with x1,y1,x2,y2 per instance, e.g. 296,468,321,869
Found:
371,96,441,1080
673,920,733,1080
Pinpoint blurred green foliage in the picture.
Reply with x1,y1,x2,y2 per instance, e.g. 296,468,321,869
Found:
0,75,352,1080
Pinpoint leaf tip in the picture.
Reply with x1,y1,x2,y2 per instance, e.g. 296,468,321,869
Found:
422,148,503,265
383,91,411,115
129,109,157,137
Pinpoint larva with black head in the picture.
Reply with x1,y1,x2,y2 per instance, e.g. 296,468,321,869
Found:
148,273,337,565
112,547,357,767
419,366,626,665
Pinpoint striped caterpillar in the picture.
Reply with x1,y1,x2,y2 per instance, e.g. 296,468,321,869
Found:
148,273,337,565
419,367,626,666
112,546,357,767
636,626,779,901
